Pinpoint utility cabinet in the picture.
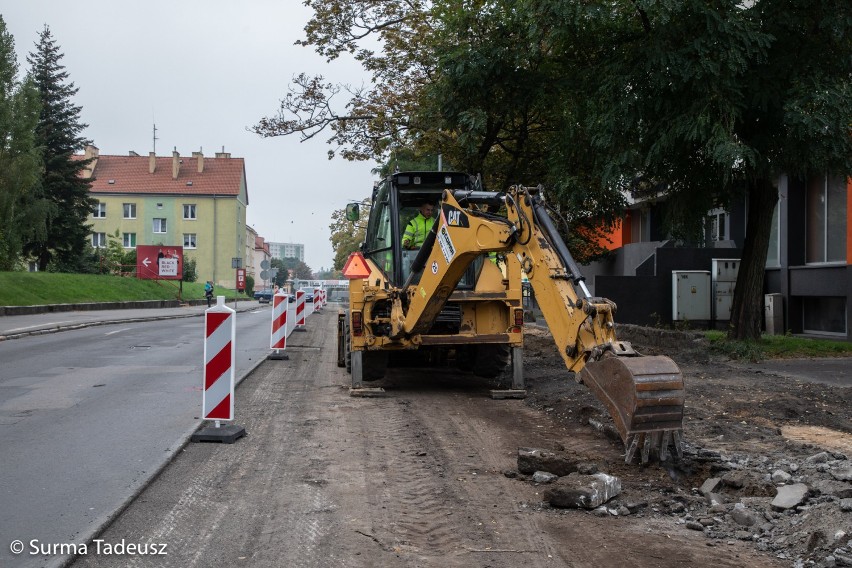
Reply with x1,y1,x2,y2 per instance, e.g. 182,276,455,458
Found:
672,271,711,321
764,293,784,335
711,259,740,321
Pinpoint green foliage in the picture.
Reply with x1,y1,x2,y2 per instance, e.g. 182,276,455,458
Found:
23,25,94,272
329,200,369,270
705,330,852,361
0,272,252,306
272,0,852,340
245,274,254,296
0,16,45,271
182,256,198,282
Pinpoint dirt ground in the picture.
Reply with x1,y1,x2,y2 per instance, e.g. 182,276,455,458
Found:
70,316,851,568
522,324,852,568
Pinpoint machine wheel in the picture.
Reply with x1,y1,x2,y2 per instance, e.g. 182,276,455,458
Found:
337,315,346,367
473,344,511,378
362,351,388,381
344,317,352,373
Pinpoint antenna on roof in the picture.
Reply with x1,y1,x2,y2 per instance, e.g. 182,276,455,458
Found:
152,122,158,154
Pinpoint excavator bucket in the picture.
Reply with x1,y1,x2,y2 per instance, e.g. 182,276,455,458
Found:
578,355,684,463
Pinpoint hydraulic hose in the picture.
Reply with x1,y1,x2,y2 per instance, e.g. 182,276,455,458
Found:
530,197,592,299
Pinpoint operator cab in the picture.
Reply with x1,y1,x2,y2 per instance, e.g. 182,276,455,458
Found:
363,172,483,287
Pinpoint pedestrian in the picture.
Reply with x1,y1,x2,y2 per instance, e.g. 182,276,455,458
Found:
402,200,436,250
204,280,214,307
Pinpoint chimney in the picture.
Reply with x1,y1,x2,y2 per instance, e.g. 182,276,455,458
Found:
149,152,156,174
81,145,99,179
215,152,231,159
172,149,180,179
192,150,204,173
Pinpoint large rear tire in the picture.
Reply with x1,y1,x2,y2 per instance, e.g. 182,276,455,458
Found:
473,344,511,378
362,351,388,381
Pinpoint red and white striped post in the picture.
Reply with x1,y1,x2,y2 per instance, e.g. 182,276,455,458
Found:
268,290,289,360
313,287,322,313
192,296,245,443
294,289,307,331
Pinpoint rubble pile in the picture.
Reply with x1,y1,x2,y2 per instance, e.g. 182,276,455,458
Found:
512,446,852,567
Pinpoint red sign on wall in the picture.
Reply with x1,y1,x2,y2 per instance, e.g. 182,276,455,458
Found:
136,245,184,280
236,268,246,291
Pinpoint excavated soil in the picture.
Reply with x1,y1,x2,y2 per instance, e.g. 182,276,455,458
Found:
522,325,852,567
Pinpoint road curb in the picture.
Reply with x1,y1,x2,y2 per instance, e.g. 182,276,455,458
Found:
59,353,268,568
0,304,263,342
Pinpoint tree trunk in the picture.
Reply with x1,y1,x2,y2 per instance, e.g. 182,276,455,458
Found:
728,178,778,340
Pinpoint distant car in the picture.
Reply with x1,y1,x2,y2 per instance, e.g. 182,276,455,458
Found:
253,289,273,303
299,288,315,303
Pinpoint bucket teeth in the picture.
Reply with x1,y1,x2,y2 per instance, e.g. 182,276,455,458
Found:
623,429,683,464
579,355,685,464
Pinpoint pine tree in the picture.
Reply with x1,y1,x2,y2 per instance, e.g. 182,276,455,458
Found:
24,25,93,272
0,16,45,270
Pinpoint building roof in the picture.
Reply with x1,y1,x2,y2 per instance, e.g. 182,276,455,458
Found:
88,153,246,198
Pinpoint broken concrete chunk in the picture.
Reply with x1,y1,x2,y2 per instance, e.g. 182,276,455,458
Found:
532,471,558,484
518,447,578,477
731,504,758,527
771,483,809,511
812,480,852,499
772,470,792,484
806,452,831,464
707,493,726,507
700,477,722,496
831,466,852,482
544,472,622,509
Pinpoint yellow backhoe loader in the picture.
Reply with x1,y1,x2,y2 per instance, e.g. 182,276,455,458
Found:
337,172,684,463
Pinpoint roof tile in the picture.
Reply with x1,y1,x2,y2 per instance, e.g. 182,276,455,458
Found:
89,154,245,196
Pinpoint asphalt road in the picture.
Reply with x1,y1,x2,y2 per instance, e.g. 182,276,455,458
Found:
0,298,324,568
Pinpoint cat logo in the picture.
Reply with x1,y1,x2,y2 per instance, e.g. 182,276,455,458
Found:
441,204,469,228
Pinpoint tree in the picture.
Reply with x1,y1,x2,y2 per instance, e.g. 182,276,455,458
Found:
0,16,46,270
531,0,852,339
329,199,369,271
253,1,435,161
264,0,852,339
24,25,94,272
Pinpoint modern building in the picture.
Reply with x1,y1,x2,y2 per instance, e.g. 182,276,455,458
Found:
85,146,249,288
583,173,851,339
268,242,304,262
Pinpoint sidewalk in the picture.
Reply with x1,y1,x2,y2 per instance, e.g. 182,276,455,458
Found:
0,298,264,340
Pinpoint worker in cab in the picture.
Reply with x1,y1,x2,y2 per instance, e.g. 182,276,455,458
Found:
402,200,435,250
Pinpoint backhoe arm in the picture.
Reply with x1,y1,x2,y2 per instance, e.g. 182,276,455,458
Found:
394,186,684,463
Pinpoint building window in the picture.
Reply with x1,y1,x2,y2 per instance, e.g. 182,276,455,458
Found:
183,204,197,220
183,233,197,249
93,202,106,218
806,174,847,264
123,233,136,248
91,232,106,248
153,218,167,233
123,203,136,219
803,297,847,336
708,209,728,242
156,203,163,209
766,201,780,267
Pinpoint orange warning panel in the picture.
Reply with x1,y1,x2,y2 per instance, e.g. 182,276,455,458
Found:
342,252,371,279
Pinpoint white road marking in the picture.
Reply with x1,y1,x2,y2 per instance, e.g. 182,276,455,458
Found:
4,320,77,333
104,328,132,336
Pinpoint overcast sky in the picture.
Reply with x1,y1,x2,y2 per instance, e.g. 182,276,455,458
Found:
2,1,377,272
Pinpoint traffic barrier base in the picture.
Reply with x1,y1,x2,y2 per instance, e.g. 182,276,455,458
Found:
191,423,246,444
